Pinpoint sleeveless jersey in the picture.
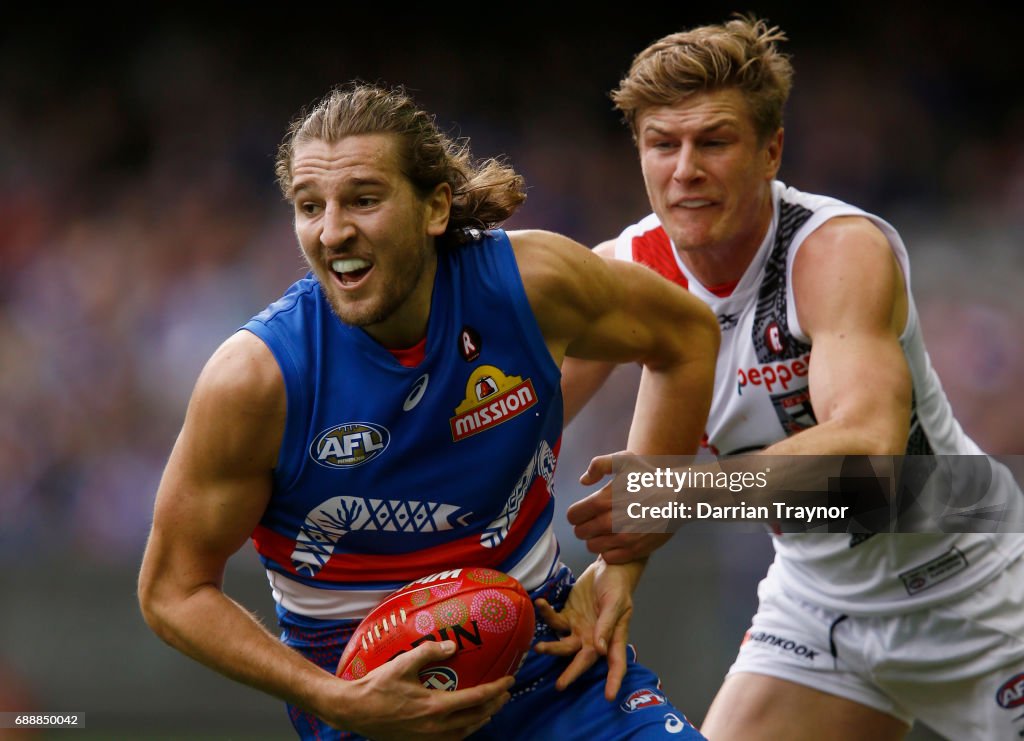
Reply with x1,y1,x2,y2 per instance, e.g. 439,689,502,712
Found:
243,230,563,621
615,181,1024,615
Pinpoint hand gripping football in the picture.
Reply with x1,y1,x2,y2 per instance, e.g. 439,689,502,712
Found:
336,567,535,691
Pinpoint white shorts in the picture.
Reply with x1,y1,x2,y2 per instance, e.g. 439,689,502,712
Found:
727,555,1024,740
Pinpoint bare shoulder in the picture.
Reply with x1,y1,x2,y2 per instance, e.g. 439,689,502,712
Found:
506,229,596,270
506,229,611,313
794,215,907,336
796,215,894,269
197,330,284,409
182,330,286,473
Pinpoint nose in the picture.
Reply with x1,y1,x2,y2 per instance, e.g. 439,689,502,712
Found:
319,202,357,250
672,143,703,184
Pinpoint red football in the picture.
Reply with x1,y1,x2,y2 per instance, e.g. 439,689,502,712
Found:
336,567,535,691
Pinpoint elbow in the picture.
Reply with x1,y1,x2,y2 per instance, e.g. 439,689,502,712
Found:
137,566,183,646
137,574,167,638
680,302,721,361
651,303,720,371
834,413,910,456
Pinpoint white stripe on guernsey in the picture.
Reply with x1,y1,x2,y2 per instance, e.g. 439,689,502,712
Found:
614,212,661,261
267,524,561,620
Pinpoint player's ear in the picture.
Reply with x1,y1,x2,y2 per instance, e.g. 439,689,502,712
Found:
424,182,452,238
763,128,784,180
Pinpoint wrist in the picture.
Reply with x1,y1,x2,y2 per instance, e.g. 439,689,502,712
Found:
303,672,356,730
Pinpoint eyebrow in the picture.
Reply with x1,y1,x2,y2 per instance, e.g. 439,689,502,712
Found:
291,176,389,196
642,118,740,136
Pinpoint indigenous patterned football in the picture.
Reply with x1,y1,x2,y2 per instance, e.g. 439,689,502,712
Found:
336,567,535,691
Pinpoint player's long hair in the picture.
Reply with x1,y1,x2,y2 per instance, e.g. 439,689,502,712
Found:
613,14,793,143
275,83,526,248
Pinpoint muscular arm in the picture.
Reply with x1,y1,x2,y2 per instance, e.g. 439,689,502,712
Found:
567,216,915,564
138,331,509,739
764,216,911,455
511,230,719,455
138,331,332,707
559,240,620,426
511,230,718,696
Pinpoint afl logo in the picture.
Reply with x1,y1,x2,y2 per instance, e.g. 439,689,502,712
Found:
420,666,458,691
765,322,786,355
621,688,667,713
310,422,390,468
996,672,1024,709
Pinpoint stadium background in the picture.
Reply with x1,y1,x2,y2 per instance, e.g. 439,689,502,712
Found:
1,4,1022,739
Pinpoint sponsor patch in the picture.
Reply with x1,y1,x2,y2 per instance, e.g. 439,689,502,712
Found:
310,422,390,468
717,312,739,331
737,352,810,395
663,713,690,734
742,630,820,661
770,387,817,433
460,325,482,362
403,373,429,411
899,547,968,595
765,321,786,354
420,666,458,691
620,688,667,713
450,365,537,442
997,673,1024,709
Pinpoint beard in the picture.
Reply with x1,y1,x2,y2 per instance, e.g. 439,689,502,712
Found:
314,239,434,335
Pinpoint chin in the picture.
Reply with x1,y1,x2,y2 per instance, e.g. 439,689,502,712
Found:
666,228,715,253
323,292,381,328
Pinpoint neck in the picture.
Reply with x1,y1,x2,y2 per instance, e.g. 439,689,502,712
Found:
364,252,438,349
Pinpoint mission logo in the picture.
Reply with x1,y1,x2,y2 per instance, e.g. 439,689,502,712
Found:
450,365,537,442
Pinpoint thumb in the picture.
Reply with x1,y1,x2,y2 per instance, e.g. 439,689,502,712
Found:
392,639,458,675
579,453,616,486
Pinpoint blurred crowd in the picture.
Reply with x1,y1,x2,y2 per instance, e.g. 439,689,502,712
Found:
1,10,1023,560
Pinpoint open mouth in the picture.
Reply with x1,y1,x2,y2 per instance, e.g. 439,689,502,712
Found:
675,199,714,209
331,257,373,287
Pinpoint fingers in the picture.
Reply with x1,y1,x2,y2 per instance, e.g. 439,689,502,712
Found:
601,546,644,565
592,601,621,657
603,614,631,701
565,489,602,528
443,675,515,712
533,635,582,657
438,679,513,738
554,645,599,691
574,531,645,558
460,715,494,738
579,453,616,486
534,598,570,632
574,530,627,555
566,487,611,528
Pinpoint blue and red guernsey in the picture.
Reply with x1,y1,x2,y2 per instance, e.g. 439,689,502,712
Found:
243,230,563,621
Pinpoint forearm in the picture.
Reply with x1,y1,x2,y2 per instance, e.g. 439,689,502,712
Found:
626,327,717,455
760,415,908,456
561,358,617,426
142,584,344,724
